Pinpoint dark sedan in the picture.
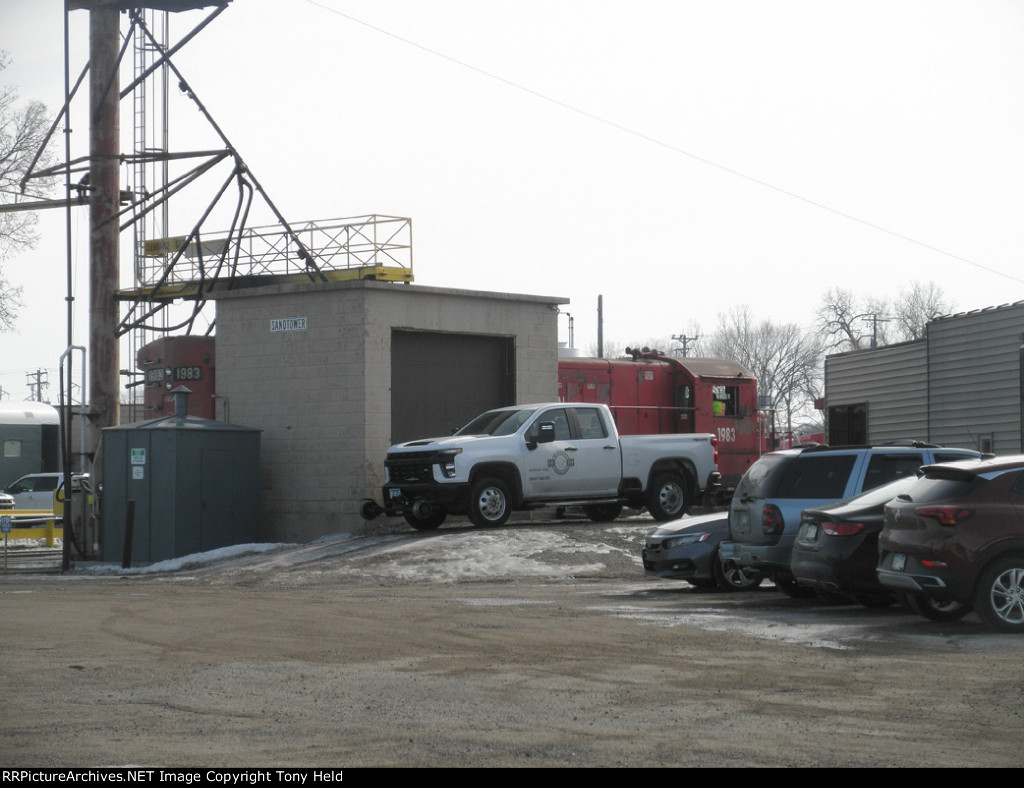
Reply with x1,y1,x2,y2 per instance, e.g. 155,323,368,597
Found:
791,476,918,608
643,512,763,591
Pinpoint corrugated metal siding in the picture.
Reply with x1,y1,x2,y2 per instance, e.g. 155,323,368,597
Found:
927,304,1024,453
825,341,927,443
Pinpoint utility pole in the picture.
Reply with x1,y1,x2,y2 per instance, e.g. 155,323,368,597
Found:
671,333,700,357
25,370,49,402
85,1,122,455
867,313,891,348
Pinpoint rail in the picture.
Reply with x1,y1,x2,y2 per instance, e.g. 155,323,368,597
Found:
134,214,413,293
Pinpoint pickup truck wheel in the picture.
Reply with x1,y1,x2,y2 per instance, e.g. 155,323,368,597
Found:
403,507,447,531
583,503,623,523
647,473,688,521
468,477,511,528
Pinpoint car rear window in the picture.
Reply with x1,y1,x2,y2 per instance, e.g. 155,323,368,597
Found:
734,453,791,498
775,454,857,499
862,453,923,490
899,474,980,503
932,452,978,463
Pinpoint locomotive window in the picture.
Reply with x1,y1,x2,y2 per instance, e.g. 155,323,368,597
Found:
3,439,21,458
675,385,693,410
712,385,738,417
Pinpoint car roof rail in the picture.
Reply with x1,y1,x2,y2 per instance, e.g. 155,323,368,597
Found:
797,444,869,452
882,439,941,448
796,442,944,454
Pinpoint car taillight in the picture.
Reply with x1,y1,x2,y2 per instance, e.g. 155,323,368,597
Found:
822,521,865,536
915,505,973,526
762,504,784,535
711,435,718,464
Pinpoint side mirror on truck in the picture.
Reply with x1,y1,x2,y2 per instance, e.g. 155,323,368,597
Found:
526,421,556,450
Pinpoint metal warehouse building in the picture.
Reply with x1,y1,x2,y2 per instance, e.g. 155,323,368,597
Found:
824,300,1024,454
209,279,567,543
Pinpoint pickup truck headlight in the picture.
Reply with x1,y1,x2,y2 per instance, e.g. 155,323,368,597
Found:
438,448,462,478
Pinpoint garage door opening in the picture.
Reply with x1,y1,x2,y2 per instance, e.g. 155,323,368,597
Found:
391,330,515,443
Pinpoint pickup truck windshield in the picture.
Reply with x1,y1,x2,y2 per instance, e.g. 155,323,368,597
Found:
455,408,538,437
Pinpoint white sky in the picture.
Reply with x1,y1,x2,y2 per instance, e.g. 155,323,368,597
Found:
1,0,1023,403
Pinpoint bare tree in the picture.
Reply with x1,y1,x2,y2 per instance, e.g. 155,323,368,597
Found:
816,282,953,352
705,306,823,436
892,280,954,341
0,52,56,331
816,287,893,352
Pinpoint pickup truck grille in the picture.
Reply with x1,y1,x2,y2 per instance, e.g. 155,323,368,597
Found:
386,452,436,484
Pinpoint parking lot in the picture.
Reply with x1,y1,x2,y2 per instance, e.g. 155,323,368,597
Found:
3,514,1023,767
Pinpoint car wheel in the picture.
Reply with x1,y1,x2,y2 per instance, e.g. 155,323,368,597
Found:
775,576,818,599
713,556,763,592
973,558,1024,632
853,592,898,609
647,473,688,521
902,593,971,623
583,503,623,523
468,477,512,528
402,507,447,531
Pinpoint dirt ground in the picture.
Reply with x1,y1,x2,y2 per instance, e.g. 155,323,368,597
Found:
3,516,1024,768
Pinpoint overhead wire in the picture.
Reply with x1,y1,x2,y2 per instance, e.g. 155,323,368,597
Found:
302,0,1024,287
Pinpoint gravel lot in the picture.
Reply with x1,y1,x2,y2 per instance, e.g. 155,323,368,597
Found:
3,514,1024,767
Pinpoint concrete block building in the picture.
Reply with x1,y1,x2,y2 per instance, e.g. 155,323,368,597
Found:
210,279,567,542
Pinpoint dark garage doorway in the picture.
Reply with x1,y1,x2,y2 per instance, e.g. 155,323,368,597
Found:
391,330,515,443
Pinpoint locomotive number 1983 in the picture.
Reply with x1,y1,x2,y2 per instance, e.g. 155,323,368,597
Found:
174,366,203,381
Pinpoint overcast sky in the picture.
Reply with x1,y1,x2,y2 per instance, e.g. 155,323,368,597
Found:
2,0,1023,403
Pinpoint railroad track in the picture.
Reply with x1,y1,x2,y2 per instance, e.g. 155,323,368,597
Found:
0,543,63,574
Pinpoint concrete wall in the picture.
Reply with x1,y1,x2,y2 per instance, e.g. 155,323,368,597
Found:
212,280,566,542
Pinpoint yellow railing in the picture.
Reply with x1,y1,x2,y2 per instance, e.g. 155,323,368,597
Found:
2,511,63,547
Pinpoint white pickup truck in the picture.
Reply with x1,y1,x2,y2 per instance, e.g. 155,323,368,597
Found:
361,402,720,531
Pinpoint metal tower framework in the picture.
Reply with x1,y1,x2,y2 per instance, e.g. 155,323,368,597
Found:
22,2,414,343
7,1,414,569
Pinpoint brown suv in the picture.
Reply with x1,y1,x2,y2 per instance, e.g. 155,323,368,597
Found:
877,455,1024,632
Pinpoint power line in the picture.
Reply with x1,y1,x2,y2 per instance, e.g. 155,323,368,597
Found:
302,0,1024,287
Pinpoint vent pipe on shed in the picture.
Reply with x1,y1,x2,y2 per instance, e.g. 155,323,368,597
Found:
170,386,192,421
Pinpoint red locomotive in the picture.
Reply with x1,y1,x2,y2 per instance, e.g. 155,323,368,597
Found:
136,336,217,420
558,349,761,489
